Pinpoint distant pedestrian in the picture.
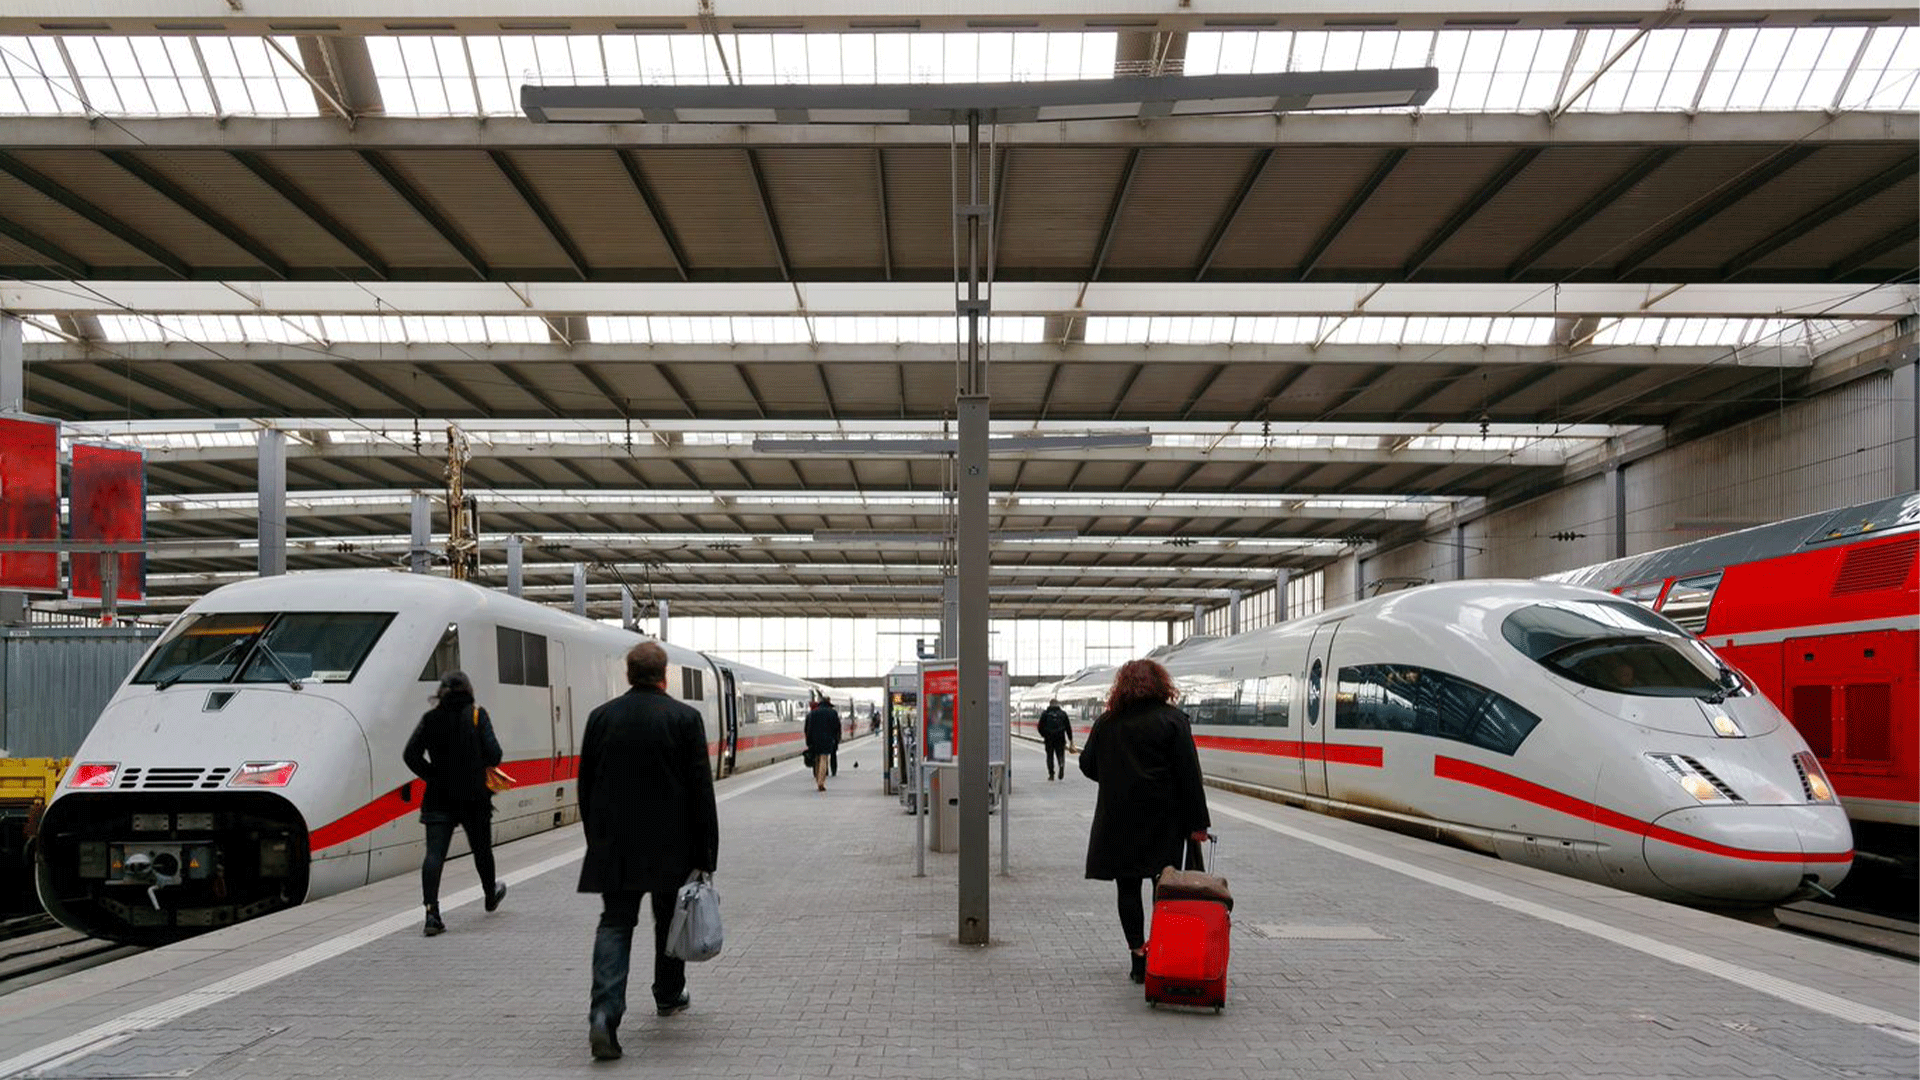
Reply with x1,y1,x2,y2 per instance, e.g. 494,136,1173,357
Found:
1037,699,1075,781
1079,659,1211,984
578,642,720,1061
402,671,509,938
804,696,841,791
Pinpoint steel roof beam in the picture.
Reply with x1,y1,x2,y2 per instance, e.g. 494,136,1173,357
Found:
0,214,91,276
1402,147,1541,280
0,151,189,277
1297,149,1404,280
489,150,591,279
1720,153,1918,279
103,150,290,279
229,150,390,280
358,150,490,279
1613,146,1821,277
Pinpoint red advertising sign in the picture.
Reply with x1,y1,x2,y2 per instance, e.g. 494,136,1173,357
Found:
0,416,60,592
921,664,958,762
69,443,146,604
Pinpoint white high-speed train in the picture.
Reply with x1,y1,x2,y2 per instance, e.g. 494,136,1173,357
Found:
35,571,826,944
1020,580,1853,906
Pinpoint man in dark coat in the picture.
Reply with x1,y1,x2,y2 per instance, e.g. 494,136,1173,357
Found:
1036,699,1075,781
578,642,719,1062
804,697,841,792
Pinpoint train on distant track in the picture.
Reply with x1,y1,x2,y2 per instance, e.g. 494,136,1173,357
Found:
34,571,827,945
1018,579,1853,907
1549,492,1918,854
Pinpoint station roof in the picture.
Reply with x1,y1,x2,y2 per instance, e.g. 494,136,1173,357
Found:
3,6,1916,622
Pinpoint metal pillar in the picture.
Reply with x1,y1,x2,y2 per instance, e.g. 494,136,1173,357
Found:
940,574,959,656
409,492,432,573
1227,589,1242,635
1191,601,1205,635
955,108,991,947
1453,523,1468,581
257,430,287,577
572,563,587,616
506,535,523,596
658,598,670,641
1273,568,1291,621
1611,464,1629,560
621,585,635,630
0,313,21,413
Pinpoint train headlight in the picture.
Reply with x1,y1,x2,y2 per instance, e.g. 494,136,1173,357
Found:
1708,713,1744,738
1648,752,1738,803
1793,751,1835,803
229,761,298,787
67,762,119,788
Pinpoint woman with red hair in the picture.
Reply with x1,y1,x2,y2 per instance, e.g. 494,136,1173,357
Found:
1078,657,1211,983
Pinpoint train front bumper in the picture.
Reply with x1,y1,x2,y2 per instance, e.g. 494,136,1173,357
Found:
1643,804,1853,904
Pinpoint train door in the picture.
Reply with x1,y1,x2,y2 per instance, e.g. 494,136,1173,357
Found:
1302,621,1343,799
717,667,740,779
548,639,572,781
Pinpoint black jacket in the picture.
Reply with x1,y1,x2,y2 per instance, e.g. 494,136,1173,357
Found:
402,695,503,813
1078,701,1210,880
1037,705,1072,744
576,685,719,892
804,702,842,755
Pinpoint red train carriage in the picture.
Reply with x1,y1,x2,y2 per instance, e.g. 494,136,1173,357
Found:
1551,493,1918,853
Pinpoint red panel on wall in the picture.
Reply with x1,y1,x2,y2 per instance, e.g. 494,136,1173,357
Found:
0,416,60,592
69,443,147,604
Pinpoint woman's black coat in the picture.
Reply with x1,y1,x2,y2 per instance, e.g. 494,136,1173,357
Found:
1078,701,1211,880
402,694,502,814
576,685,719,893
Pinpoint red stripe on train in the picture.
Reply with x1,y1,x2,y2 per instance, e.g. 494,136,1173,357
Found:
1193,734,1384,767
309,754,578,852
1433,755,1853,864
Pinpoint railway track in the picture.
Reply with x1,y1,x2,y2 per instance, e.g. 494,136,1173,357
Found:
1775,902,1920,962
0,912,142,996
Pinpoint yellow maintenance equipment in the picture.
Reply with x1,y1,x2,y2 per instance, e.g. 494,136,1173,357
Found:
2,757,67,910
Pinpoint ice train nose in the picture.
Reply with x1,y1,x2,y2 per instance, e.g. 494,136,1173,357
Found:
1643,805,1853,904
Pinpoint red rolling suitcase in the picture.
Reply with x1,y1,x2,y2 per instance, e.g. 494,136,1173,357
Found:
1144,834,1229,1011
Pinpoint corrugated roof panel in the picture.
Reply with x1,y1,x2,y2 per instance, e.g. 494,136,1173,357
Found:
1752,177,1917,273
1204,147,1387,272
492,150,680,272
994,148,1134,274
739,363,829,416
1317,147,1510,271
106,149,361,269
0,163,187,270
1531,146,1777,276
1103,148,1260,273
1422,146,1647,271
632,148,781,273
1655,146,1919,270
252,150,468,268
378,150,570,271
11,150,257,268
755,148,884,271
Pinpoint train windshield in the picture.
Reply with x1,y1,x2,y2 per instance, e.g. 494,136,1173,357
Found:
135,611,395,686
1501,600,1746,701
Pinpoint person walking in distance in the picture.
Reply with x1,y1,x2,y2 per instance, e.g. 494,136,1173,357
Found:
1078,659,1211,984
1037,698,1075,781
804,696,841,792
579,642,719,1061
402,671,509,937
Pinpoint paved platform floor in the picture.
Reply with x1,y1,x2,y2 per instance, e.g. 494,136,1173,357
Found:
2,736,1915,1079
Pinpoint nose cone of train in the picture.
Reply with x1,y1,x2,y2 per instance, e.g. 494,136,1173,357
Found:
1643,805,1853,904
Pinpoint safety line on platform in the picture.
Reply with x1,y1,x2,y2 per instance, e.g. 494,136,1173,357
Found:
0,755,810,1080
1213,801,1920,1046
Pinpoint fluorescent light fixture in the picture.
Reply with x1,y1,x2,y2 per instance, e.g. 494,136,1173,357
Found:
753,432,1152,455
523,69,1438,125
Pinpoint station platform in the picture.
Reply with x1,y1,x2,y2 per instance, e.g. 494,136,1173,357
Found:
2,736,1915,1079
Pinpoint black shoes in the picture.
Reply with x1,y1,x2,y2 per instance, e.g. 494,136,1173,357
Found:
588,1012,622,1061
486,881,508,912
656,991,691,1017
423,906,445,937
1129,950,1147,984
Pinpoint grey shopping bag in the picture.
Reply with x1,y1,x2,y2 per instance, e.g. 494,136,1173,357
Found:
664,870,723,962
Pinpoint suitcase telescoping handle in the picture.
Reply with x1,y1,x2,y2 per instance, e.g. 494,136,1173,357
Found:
1180,831,1218,874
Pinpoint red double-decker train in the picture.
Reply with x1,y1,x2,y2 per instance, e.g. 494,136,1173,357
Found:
1551,493,1918,862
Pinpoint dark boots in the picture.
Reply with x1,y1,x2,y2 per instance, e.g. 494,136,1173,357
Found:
422,905,445,937
1129,949,1147,984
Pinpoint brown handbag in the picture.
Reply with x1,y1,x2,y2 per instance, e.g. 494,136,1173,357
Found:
472,707,514,793
1155,867,1232,909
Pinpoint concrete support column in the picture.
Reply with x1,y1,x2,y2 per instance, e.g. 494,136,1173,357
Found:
956,392,990,947
1273,568,1291,621
0,314,21,413
1191,601,1205,635
621,585,635,630
572,564,587,616
1227,589,1242,635
1453,523,1468,581
257,430,287,577
1893,356,1916,495
1610,464,1629,560
940,574,959,657
409,492,431,574
658,598,670,641
505,535,523,596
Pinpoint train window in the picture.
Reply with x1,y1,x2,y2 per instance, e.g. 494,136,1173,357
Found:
1619,582,1664,609
132,612,269,684
681,667,705,701
240,612,395,684
1656,572,1722,633
1184,676,1247,725
1256,674,1292,727
418,624,460,682
1504,601,1743,701
495,627,550,687
1335,664,1542,756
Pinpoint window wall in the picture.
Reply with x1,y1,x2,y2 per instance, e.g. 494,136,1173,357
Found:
667,616,1163,682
